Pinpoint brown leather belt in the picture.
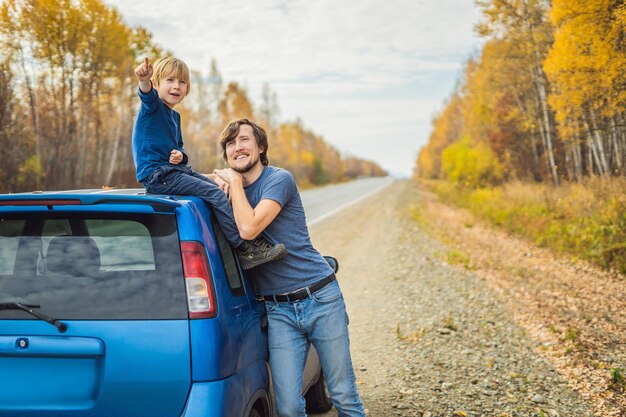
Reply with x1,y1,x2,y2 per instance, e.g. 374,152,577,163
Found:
263,274,336,303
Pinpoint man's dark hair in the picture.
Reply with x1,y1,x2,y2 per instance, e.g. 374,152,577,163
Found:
219,119,269,166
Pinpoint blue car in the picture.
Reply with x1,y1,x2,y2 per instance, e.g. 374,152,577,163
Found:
0,189,333,417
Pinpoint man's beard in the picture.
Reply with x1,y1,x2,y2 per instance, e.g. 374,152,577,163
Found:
231,154,260,173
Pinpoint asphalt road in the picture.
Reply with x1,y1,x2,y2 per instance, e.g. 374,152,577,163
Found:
300,177,394,226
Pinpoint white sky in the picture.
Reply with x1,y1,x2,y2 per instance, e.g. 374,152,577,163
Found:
105,0,483,177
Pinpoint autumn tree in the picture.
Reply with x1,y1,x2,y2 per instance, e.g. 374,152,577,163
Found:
1,0,384,191
344,156,386,179
219,82,254,125
273,120,382,186
177,66,221,173
441,135,504,187
417,0,626,186
463,39,548,180
259,83,280,132
544,0,626,179
0,58,16,189
416,91,465,180
0,57,41,192
476,0,559,184
0,0,163,189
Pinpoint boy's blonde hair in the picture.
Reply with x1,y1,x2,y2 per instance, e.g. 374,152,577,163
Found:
152,56,191,96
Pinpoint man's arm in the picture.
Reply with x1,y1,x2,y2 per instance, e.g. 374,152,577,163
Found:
214,169,281,240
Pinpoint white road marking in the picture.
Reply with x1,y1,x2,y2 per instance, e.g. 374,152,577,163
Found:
307,178,394,226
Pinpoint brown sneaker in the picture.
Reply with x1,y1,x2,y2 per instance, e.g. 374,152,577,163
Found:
237,237,288,270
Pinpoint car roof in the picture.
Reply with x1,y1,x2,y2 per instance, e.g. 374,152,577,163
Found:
5,188,156,196
0,188,202,213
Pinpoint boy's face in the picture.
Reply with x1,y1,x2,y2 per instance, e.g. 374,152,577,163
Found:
155,72,188,108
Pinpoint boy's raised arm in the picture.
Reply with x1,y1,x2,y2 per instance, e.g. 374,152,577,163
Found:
134,57,153,94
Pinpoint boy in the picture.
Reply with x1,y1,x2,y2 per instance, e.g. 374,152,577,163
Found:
132,57,287,270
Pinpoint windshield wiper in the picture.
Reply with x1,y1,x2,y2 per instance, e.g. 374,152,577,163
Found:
0,302,67,333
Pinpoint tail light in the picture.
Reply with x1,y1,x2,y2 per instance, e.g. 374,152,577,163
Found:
181,241,217,319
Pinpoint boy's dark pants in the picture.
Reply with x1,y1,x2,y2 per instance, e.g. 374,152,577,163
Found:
142,165,244,247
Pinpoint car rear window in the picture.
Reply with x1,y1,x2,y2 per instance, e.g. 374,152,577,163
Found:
0,212,187,320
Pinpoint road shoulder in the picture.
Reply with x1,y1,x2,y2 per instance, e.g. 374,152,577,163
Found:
310,180,598,416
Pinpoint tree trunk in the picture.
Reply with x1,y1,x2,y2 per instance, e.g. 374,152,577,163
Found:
589,108,610,176
618,119,624,171
511,85,541,178
574,133,583,181
583,112,604,176
18,46,40,163
104,79,128,186
586,135,594,176
522,0,559,186
609,117,622,173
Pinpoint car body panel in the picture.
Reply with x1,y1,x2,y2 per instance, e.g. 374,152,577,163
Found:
0,321,191,417
0,190,325,417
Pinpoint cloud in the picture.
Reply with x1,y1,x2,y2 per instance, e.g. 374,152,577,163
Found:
109,0,480,84
278,96,439,176
105,0,482,175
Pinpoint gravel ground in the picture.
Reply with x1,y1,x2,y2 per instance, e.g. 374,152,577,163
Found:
308,180,597,417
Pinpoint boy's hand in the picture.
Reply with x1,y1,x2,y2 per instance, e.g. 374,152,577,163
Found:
135,58,153,93
135,57,153,81
169,149,183,164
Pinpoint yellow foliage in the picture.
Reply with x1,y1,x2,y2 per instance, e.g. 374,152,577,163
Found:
272,121,380,185
16,155,42,191
545,0,626,136
299,150,315,166
419,0,625,184
425,177,626,272
218,82,254,125
441,135,504,187
0,0,384,191
416,92,464,179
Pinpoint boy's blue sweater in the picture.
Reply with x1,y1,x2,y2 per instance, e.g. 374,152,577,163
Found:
132,87,188,183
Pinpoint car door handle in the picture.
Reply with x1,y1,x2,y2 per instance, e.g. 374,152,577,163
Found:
0,336,104,357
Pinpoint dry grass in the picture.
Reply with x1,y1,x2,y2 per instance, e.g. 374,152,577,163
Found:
410,182,626,417
421,177,626,273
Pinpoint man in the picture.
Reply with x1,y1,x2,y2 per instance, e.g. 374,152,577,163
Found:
214,119,366,417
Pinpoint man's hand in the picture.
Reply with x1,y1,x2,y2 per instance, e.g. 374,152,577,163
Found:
135,57,153,93
169,149,183,165
212,174,231,200
214,167,281,240
213,168,242,185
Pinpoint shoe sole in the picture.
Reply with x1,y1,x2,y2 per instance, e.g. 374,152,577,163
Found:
240,244,288,270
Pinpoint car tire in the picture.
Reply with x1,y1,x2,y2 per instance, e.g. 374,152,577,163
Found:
304,370,333,413
248,408,262,417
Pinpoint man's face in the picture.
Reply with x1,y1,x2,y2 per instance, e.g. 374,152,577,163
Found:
155,72,188,108
225,125,264,173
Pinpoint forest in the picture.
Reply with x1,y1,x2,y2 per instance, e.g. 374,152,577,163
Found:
0,0,386,194
415,0,625,272
417,0,625,185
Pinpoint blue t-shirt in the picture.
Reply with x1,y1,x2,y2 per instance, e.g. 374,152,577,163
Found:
132,87,187,183
244,166,334,295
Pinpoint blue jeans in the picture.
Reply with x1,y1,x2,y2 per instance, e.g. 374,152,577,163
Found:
266,279,365,417
142,165,244,247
